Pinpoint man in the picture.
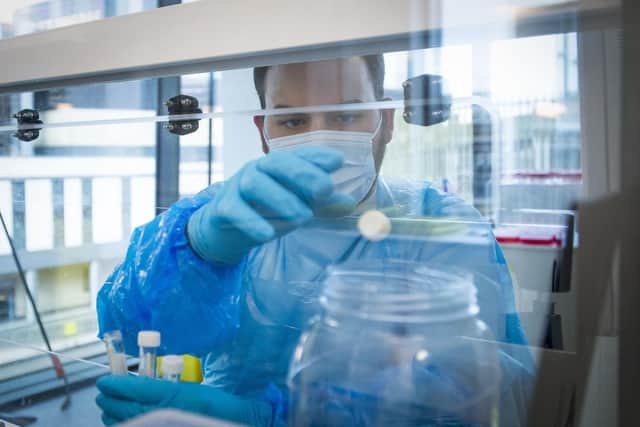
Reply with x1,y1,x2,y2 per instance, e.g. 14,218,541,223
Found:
95,55,533,426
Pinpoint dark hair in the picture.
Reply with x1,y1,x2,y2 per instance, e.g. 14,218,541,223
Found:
253,54,385,109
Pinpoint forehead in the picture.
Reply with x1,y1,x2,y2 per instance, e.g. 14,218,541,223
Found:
264,57,375,108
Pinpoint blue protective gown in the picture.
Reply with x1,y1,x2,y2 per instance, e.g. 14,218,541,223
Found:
97,177,534,426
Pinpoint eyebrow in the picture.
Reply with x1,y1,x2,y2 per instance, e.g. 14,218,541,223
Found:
272,99,365,109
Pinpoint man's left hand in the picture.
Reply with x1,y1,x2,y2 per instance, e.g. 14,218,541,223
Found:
96,375,273,426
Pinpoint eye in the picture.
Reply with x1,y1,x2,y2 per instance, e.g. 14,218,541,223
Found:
277,116,307,129
333,112,362,125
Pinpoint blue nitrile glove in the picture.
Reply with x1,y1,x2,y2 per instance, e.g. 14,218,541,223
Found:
188,145,356,264
96,375,275,426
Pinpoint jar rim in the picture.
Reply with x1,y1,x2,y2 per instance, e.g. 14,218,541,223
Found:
321,260,481,323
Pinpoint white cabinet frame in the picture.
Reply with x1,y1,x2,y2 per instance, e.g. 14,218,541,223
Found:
0,0,619,93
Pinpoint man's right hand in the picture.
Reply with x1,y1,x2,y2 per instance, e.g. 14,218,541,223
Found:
187,145,356,265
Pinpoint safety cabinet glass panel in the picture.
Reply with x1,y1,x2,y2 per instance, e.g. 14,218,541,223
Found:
0,4,619,425
0,42,580,353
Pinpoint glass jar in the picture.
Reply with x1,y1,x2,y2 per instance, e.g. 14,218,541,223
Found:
287,261,501,427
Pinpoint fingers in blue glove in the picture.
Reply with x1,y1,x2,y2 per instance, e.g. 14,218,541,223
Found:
188,145,355,265
208,188,276,242
288,146,357,214
196,147,343,244
314,192,358,218
239,169,313,225
256,150,335,203
97,375,172,403
288,145,345,173
101,412,122,426
96,375,274,427
96,376,176,426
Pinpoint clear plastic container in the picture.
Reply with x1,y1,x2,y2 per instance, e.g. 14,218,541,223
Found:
162,355,185,382
103,330,128,375
287,261,501,427
138,331,161,378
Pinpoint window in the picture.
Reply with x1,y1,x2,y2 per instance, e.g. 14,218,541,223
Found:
0,65,229,377
0,0,164,40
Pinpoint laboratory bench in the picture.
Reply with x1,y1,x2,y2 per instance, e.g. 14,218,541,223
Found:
1,383,101,427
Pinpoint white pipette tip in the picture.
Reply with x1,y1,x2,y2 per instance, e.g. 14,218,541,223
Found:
358,209,391,241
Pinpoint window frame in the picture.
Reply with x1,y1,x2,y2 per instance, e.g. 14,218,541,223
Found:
0,0,617,95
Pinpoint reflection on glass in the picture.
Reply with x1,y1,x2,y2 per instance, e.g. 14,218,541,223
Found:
79,53,543,427
0,31,586,426
0,0,160,40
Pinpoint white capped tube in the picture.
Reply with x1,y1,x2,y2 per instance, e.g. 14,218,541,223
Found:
138,331,161,378
161,355,184,382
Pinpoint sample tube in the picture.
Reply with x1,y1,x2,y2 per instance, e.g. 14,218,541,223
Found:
161,355,184,382
137,331,161,378
103,330,128,375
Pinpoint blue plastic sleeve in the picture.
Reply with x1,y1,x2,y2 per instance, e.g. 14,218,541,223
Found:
263,383,288,427
96,190,245,357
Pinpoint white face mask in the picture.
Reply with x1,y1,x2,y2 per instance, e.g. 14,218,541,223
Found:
265,121,381,204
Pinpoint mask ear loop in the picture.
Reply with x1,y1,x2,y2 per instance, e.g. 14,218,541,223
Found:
262,114,273,147
357,110,386,207
370,110,384,142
